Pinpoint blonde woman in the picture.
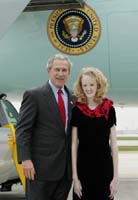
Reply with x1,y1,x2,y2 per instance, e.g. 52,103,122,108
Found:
71,67,118,200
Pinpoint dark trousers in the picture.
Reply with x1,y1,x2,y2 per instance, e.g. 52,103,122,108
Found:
26,177,72,200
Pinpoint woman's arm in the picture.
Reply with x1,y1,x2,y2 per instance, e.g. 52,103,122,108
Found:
72,126,78,180
71,126,82,198
110,125,118,180
109,125,118,199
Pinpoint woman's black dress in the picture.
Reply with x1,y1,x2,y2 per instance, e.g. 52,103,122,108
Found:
71,103,116,200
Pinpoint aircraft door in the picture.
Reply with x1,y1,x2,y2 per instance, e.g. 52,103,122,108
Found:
0,94,25,191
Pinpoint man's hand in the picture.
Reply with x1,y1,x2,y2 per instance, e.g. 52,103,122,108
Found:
22,160,35,180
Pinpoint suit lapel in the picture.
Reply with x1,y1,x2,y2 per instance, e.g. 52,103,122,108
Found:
64,86,75,129
42,83,65,130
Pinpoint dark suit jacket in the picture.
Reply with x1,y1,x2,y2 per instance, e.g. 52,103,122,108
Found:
16,82,75,181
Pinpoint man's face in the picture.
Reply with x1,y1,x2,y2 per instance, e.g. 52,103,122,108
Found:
47,59,70,88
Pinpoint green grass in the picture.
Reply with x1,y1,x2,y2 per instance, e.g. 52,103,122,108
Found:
117,136,138,151
117,137,138,140
118,146,138,151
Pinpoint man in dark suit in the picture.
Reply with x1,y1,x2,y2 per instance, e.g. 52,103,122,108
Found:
16,54,74,200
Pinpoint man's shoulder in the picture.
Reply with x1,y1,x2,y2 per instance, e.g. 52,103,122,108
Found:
24,83,49,97
64,86,76,103
64,85,72,94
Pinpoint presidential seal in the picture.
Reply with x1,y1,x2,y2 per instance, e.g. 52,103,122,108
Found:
47,4,101,55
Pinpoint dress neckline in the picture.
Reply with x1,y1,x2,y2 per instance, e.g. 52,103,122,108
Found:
76,98,113,120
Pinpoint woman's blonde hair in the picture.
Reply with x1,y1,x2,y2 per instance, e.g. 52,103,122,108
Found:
74,67,108,104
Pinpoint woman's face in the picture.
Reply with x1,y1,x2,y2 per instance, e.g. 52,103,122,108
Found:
81,74,98,99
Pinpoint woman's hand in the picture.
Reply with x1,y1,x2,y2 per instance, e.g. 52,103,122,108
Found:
73,178,82,199
109,178,118,199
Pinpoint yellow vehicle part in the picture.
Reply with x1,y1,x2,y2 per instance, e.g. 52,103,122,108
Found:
3,123,25,190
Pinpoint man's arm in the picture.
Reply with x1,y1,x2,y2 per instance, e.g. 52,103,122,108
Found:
16,91,37,179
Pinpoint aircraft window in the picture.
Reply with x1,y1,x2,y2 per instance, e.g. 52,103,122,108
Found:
2,100,18,127
0,101,8,126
